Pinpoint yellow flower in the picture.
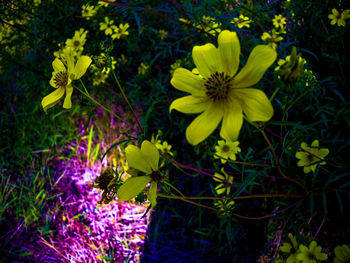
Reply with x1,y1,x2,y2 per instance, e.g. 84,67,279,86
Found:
197,16,221,36
111,23,129,39
231,15,252,28
65,28,88,52
98,0,115,7
295,140,329,174
117,140,161,208
261,29,283,49
93,71,108,86
328,8,350,26
296,241,328,262
81,4,98,20
41,48,92,112
213,199,235,217
169,30,276,145
214,140,241,164
99,17,115,35
272,14,287,29
159,29,168,40
138,62,149,74
280,233,299,263
213,168,233,195
334,244,350,263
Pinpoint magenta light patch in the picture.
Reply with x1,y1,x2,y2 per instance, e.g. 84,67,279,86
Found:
31,105,150,262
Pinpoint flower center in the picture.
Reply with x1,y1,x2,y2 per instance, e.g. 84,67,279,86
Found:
74,40,80,47
222,145,230,152
307,252,315,260
53,71,68,88
204,72,232,102
150,170,164,182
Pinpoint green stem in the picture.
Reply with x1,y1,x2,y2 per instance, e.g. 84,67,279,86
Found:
163,181,186,197
111,70,145,135
76,82,122,121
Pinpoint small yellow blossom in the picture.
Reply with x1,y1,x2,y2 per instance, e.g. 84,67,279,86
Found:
280,233,299,263
98,0,115,7
81,4,98,20
99,17,115,35
138,62,149,75
170,30,276,145
65,28,88,52
93,71,108,86
213,168,233,195
197,16,221,36
261,29,284,49
159,29,168,40
117,140,161,208
213,199,235,217
297,241,328,262
334,244,350,263
41,48,92,112
170,59,182,76
232,15,252,28
117,54,127,65
112,23,130,39
214,140,241,164
272,14,287,29
328,8,350,26
295,140,329,174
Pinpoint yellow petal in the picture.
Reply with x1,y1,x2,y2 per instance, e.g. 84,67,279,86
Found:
311,140,319,147
49,72,58,88
296,151,308,161
232,45,277,88
63,85,73,109
52,58,66,72
126,145,152,174
65,48,75,73
218,30,240,77
170,68,206,96
192,43,221,78
140,140,159,172
186,102,223,145
117,176,151,201
332,8,339,16
220,99,243,141
41,87,65,112
235,88,274,122
169,95,210,114
148,181,158,208
71,55,92,80
318,148,329,158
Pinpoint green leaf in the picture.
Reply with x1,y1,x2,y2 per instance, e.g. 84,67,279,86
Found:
117,176,151,201
148,181,158,208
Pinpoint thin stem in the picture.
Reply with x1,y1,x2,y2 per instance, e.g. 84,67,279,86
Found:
261,129,308,192
76,83,123,121
157,193,219,211
163,181,186,197
215,155,271,167
111,70,145,135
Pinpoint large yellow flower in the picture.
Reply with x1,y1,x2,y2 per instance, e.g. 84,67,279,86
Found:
170,30,277,145
41,48,91,112
117,140,161,207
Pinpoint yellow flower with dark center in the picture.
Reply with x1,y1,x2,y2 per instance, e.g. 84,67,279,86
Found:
272,14,287,29
261,29,283,49
81,4,98,20
296,241,328,262
111,23,130,39
232,15,252,28
328,8,350,26
295,140,329,174
117,140,161,208
280,233,300,263
99,17,115,35
334,244,350,263
215,140,241,164
66,28,88,52
41,48,92,112
169,30,276,145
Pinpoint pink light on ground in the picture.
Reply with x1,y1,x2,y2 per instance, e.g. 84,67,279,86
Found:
33,104,150,262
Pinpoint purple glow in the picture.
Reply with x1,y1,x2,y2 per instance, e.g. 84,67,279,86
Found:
31,104,149,262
